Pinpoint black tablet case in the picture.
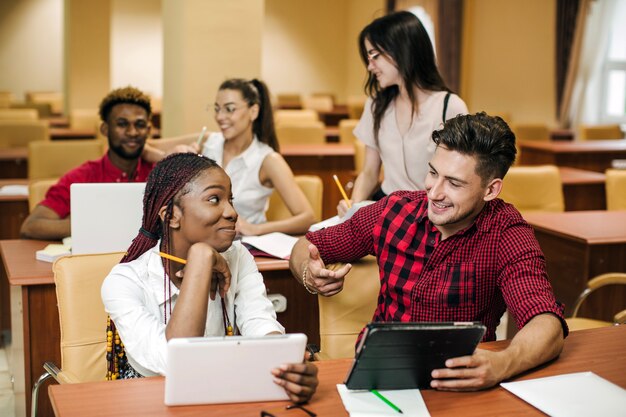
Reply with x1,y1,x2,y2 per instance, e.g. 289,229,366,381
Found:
344,322,486,390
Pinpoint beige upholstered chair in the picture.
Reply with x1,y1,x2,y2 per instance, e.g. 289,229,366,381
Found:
317,255,380,359
0,108,39,120
31,252,125,417
28,140,104,180
276,93,302,109
353,140,366,173
69,109,99,132
0,120,49,148
566,272,626,331
276,121,326,146
338,119,358,144
347,95,366,120
302,95,333,113
0,91,15,108
511,123,550,141
266,175,323,222
579,124,624,140
605,169,626,211
26,91,64,115
499,165,564,214
28,178,59,212
274,109,319,126
10,102,53,118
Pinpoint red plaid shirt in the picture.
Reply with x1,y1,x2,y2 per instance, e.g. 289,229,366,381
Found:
306,191,567,341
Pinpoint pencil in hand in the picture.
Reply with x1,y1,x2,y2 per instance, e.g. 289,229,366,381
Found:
333,174,352,208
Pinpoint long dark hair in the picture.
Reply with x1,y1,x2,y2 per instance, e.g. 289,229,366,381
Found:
219,78,279,152
359,11,449,141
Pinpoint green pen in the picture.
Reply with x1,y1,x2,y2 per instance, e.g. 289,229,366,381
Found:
371,389,403,414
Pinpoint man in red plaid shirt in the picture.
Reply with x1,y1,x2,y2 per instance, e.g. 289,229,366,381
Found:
289,112,567,391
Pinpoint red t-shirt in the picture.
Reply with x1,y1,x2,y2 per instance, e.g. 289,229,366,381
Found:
39,154,154,218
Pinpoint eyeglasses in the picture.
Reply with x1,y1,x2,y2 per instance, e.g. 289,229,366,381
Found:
260,404,316,417
366,50,381,63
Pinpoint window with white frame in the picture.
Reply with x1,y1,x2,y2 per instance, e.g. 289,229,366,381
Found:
600,0,626,124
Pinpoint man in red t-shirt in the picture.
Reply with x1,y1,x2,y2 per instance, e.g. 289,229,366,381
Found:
20,87,155,240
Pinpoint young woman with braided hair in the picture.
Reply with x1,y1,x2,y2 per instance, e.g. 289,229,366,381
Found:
101,152,318,402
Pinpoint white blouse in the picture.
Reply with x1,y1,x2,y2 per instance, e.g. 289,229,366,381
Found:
355,91,468,193
101,241,284,376
202,132,274,224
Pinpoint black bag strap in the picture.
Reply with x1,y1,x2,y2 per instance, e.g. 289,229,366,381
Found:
442,92,451,123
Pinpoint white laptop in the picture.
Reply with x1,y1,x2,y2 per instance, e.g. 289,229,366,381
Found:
70,183,145,255
164,334,307,406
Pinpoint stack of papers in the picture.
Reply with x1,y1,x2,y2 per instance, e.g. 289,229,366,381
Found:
36,243,71,263
337,384,430,417
501,372,626,417
241,232,298,259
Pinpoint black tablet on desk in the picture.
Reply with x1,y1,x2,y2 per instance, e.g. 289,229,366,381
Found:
344,321,486,390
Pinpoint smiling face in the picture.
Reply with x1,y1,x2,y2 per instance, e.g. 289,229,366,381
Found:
425,146,501,239
213,88,259,143
102,103,150,160
364,38,402,89
169,167,238,253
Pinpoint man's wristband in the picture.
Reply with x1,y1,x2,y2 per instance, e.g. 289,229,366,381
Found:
302,263,318,295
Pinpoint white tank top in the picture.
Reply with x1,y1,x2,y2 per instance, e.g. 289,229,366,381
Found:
202,132,274,224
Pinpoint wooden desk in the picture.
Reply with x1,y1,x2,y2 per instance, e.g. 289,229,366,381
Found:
282,144,355,219
48,326,626,417
0,239,317,417
318,105,349,127
520,139,626,173
558,167,606,211
0,147,28,178
524,211,626,320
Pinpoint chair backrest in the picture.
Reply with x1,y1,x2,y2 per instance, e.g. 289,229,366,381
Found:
579,124,624,140
53,252,125,383
0,91,15,108
276,121,326,145
28,178,59,212
276,93,302,109
69,109,99,131
26,91,64,115
338,119,358,144
318,255,380,359
10,102,53,118
274,109,319,126
499,165,564,213
511,123,550,141
302,95,333,113
266,175,323,222
146,132,198,152
0,108,39,120
353,140,366,173
28,140,104,180
346,95,366,120
0,120,49,148
605,169,626,210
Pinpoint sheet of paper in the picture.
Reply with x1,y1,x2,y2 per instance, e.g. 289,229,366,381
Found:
309,200,375,232
240,232,298,260
337,384,430,417
0,184,28,196
501,372,626,417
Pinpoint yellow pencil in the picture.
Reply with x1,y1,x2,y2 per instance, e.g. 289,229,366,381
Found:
333,174,352,208
158,251,187,265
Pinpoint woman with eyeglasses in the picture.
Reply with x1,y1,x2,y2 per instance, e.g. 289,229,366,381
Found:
338,11,468,217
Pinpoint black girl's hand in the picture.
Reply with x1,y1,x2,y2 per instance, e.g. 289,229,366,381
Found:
271,362,319,403
184,242,231,299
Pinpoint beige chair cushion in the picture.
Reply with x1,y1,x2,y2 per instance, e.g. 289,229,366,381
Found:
53,252,125,383
338,119,358,144
28,178,59,212
500,165,564,213
266,175,323,222
28,140,104,180
0,109,39,120
605,169,626,211
511,123,550,141
347,95,366,120
0,120,49,147
276,121,326,145
276,93,302,109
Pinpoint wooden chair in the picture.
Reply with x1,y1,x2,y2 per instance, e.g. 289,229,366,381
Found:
0,120,49,148
579,124,624,140
605,169,626,210
499,165,564,214
511,123,550,141
31,252,125,417
0,108,39,120
317,255,380,359
28,140,104,180
266,175,323,222
274,109,318,126
566,272,626,331
338,119,358,144
28,178,59,212
276,121,326,145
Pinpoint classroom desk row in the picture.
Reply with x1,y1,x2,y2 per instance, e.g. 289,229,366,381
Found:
47,325,626,417
0,239,318,417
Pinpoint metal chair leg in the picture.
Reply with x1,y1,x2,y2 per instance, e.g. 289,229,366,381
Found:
31,362,61,417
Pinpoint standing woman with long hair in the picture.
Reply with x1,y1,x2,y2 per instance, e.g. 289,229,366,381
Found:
338,11,468,216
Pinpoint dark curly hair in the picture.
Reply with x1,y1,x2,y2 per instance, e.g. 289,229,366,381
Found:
98,86,152,123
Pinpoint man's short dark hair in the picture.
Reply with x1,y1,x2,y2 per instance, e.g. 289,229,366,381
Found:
98,86,152,123
432,112,517,183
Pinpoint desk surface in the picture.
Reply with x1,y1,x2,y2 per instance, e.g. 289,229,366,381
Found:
48,326,626,417
520,139,626,152
0,239,289,286
558,166,606,184
281,143,353,156
524,210,626,244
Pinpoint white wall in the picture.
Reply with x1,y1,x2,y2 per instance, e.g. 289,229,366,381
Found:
111,0,162,99
0,0,63,101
